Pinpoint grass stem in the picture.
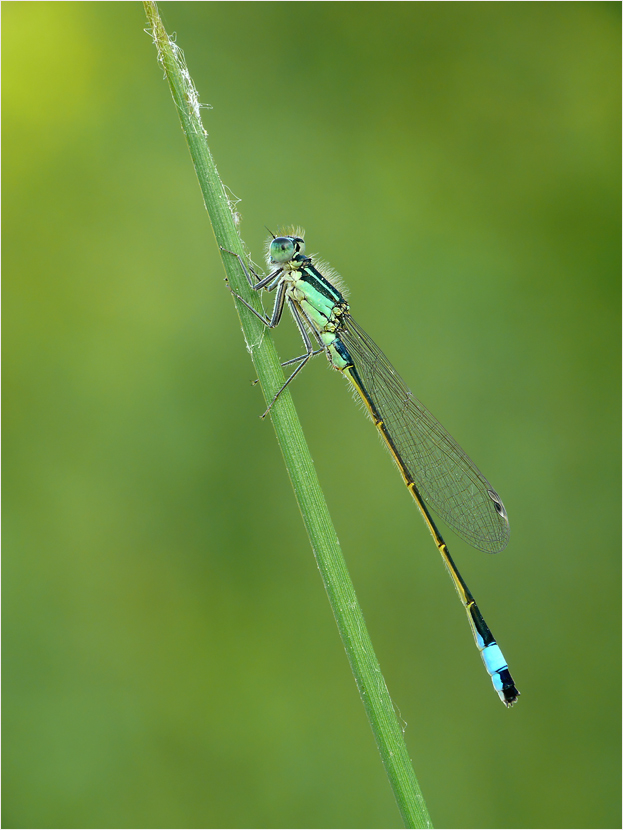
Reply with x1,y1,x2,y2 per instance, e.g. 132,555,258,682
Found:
143,4,432,826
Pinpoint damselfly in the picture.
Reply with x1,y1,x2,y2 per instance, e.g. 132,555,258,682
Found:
223,232,519,706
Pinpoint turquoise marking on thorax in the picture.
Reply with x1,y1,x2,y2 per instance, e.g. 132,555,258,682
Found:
297,289,334,331
293,265,343,327
287,261,352,371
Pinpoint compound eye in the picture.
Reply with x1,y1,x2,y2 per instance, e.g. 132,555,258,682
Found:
269,237,295,263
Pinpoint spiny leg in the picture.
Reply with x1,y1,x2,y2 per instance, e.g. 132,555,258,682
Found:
227,272,288,330
220,246,280,290
220,247,322,419
260,299,319,419
250,348,325,388
280,348,325,368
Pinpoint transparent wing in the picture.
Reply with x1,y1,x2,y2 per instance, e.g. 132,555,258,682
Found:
339,314,510,553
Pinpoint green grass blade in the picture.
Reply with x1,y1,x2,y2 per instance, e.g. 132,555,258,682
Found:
143,4,432,826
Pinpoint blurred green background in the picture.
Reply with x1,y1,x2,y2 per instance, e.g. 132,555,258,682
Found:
3,2,620,828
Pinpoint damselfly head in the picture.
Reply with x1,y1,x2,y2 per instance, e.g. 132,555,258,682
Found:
268,235,306,264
